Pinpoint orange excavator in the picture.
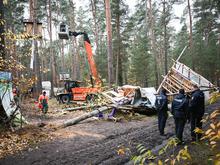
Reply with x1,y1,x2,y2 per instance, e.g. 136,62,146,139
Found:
57,23,102,103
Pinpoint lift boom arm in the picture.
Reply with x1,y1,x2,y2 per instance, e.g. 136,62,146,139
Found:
69,31,101,87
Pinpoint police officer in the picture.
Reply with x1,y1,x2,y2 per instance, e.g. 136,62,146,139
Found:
156,88,168,136
189,84,205,141
171,89,189,144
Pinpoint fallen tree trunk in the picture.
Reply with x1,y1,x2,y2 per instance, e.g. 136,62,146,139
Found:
63,105,113,127
61,105,98,111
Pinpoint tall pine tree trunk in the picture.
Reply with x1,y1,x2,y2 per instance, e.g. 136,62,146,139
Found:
72,39,77,80
0,0,6,120
187,0,194,70
0,0,5,60
105,0,114,87
40,40,45,81
12,29,18,77
148,0,159,87
68,0,79,80
163,0,168,75
74,40,81,81
48,0,55,96
90,0,99,55
30,0,42,97
115,2,123,86
71,40,75,80
61,40,65,79
143,0,148,87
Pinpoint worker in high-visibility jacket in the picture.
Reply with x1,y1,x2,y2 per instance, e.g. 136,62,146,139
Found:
12,87,19,105
38,91,49,114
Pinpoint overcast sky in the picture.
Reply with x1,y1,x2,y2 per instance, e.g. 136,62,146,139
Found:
74,0,185,32
125,0,185,32
36,0,185,41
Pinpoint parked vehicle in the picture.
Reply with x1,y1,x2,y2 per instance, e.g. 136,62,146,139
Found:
57,24,101,103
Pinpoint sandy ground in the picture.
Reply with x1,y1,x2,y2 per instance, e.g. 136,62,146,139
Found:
0,99,219,165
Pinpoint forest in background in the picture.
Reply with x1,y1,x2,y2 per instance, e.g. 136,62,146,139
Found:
0,0,220,95
0,1,220,164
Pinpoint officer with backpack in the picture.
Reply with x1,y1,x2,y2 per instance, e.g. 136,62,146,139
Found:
189,84,205,141
156,88,168,136
171,89,189,144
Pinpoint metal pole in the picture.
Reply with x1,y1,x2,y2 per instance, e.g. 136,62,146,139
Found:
176,45,188,62
156,45,188,93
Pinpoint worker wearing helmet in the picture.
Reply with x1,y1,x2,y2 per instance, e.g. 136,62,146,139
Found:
12,86,19,105
38,91,49,114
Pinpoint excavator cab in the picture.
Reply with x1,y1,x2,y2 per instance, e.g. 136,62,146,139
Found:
57,80,81,104
64,80,80,92
58,23,69,39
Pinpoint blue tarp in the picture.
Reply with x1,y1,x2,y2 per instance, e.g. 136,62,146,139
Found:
0,71,12,81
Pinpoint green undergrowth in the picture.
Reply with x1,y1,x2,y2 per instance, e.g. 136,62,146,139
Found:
130,92,220,165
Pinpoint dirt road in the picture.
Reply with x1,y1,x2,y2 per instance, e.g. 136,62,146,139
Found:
0,101,219,165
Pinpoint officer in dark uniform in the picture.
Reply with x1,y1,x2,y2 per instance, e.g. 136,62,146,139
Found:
156,88,168,136
189,84,205,141
171,89,189,143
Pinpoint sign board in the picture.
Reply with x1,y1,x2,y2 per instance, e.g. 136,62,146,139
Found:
59,73,70,80
42,81,51,90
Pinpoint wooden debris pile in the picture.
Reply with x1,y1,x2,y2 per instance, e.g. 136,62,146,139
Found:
62,86,157,127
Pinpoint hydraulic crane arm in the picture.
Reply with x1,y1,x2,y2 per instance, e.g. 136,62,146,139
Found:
58,24,101,87
69,31,101,87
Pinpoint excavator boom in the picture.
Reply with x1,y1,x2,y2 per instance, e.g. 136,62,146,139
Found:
57,24,101,102
83,33,101,87
69,31,101,87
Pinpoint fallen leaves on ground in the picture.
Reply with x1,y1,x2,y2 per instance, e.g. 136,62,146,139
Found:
0,125,53,159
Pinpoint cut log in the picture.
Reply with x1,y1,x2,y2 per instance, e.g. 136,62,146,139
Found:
61,105,98,111
116,106,133,110
63,105,113,127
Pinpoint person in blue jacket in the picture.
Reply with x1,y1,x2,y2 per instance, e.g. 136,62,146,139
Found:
189,84,205,141
156,88,168,136
171,89,189,144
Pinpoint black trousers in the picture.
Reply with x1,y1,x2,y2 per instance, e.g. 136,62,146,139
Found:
191,115,203,140
174,117,186,142
158,112,168,135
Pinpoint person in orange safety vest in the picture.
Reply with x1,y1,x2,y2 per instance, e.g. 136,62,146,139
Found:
12,87,19,105
38,91,49,114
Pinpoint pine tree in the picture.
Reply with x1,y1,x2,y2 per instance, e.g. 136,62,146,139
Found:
0,0,6,59
193,0,220,83
105,0,114,87
111,0,129,86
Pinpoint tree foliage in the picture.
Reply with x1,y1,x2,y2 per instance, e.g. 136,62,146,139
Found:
0,0,219,91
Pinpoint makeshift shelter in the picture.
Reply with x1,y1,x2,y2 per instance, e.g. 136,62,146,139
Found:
0,71,24,125
132,87,156,108
157,47,215,100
